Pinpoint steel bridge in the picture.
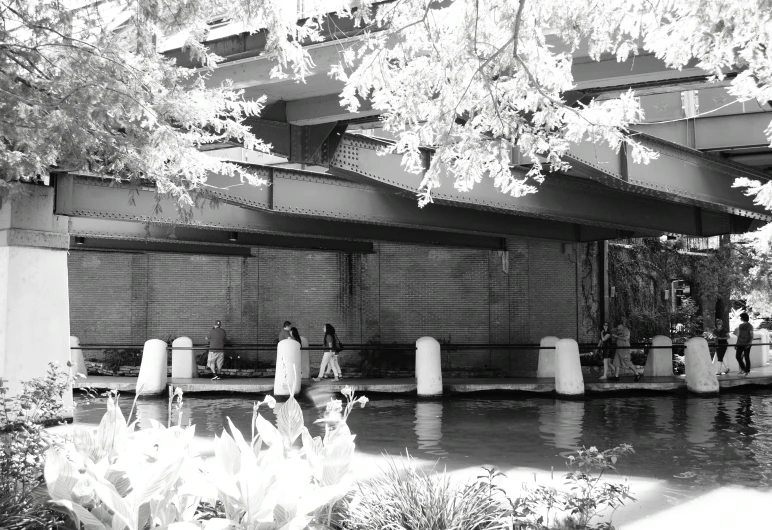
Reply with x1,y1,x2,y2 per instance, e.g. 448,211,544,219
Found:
58,7,772,255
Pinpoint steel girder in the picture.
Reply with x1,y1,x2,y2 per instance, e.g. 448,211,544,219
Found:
632,114,772,152
329,134,753,236
56,166,637,250
565,132,772,226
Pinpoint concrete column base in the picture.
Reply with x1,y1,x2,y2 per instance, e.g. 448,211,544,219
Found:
171,337,197,378
644,335,673,377
275,339,301,396
751,332,766,367
137,339,168,395
0,185,71,410
685,337,719,394
416,337,442,396
536,336,560,378
554,338,584,396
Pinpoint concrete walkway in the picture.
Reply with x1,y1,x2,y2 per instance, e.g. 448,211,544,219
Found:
73,365,772,395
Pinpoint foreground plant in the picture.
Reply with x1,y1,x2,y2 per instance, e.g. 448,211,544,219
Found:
341,455,510,530
0,362,73,530
509,445,636,530
44,385,367,529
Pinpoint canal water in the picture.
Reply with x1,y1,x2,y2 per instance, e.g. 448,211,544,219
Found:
70,388,772,527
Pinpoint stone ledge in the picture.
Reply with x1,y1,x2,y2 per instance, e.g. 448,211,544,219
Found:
0,228,69,249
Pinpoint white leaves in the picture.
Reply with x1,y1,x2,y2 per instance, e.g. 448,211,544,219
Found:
255,414,282,448
277,397,305,446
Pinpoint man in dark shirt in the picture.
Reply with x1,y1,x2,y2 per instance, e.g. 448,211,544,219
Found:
206,320,226,380
735,312,754,377
278,321,292,342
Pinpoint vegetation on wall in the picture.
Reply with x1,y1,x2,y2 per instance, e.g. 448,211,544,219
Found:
609,235,771,342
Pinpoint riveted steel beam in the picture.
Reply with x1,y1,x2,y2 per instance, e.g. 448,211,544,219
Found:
565,132,772,223
68,218,373,253
56,174,512,249
329,134,736,235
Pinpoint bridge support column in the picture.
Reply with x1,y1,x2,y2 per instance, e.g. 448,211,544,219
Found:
0,185,71,409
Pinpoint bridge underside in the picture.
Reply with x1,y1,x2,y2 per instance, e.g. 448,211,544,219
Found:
60,14,772,255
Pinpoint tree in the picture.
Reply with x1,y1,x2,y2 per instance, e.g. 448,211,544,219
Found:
332,0,772,209
2,0,772,215
0,0,343,216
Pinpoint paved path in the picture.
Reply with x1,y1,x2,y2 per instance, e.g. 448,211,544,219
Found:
73,365,772,395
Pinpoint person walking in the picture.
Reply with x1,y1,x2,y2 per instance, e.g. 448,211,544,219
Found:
278,321,292,342
612,320,642,382
598,322,614,380
734,312,754,377
713,318,730,376
205,320,226,380
313,323,340,382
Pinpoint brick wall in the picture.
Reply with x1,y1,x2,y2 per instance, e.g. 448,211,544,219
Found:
68,236,597,376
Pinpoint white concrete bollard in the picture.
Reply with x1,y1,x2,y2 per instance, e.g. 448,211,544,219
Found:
300,336,310,379
725,334,741,373
536,336,560,378
136,339,168,395
274,339,301,396
69,336,87,379
758,329,772,366
750,332,766,368
416,337,443,396
644,335,673,377
554,339,584,397
171,336,197,379
684,337,719,394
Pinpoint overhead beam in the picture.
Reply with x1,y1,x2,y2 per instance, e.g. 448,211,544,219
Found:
565,132,772,222
55,175,512,249
329,134,742,235
68,218,374,253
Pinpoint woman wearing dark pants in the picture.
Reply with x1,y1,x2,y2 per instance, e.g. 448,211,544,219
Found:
714,319,730,375
734,312,754,377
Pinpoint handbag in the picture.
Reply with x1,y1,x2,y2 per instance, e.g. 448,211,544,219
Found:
334,334,344,353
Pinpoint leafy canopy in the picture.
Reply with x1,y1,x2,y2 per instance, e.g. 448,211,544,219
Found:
2,0,772,215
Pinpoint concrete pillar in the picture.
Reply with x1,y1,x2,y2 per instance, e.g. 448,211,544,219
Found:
684,337,719,394
275,338,301,396
554,338,584,396
0,185,72,410
171,336,197,379
759,329,771,364
536,336,560,378
644,335,673,377
725,334,740,373
300,336,310,379
70,336,87,379
137,339,168,395
416,337,442,396
750,331,766,368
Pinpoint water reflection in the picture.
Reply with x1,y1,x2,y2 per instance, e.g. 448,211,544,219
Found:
539,400,584,454
414,402,447,458
71,389,772,490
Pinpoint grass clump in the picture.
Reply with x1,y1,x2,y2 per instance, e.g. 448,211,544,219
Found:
341,456,510,530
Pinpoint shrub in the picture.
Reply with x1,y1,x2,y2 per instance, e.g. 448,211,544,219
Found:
341,456,510,530
103,348,142,373
0,362,73,530
44,384,368,529
508,445,636,530
357,341,414,376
